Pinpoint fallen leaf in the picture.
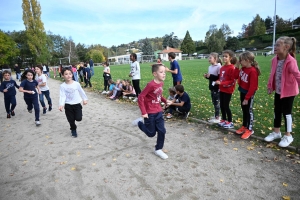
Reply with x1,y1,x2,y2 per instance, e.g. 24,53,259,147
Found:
220,179,224,182
282,182,288,187
92,163,96,166
282,196,290,200
233,148,238,151
247,146,254,150
71,167,76,170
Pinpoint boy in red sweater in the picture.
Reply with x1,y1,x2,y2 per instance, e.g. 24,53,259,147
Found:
132,64,168,159
234,51,260,139
215,50,237,129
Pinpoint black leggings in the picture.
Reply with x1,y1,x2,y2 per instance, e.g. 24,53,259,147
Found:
274,93,295,132
240,92,255,130
220,92,232,122
65,103,82,130
132,79,141,97
104,79,109,91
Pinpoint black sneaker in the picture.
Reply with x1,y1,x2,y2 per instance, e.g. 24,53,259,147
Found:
183,112,190,120
43,107,47,114
7,113,11,118
28,109,32,113
48,106,52,111
71,130,77,138
11,110,15,116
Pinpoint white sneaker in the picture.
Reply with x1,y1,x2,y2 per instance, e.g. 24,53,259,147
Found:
123,96,128,99
35,121,41,126
132,97,138,102
166,113,172,119
264,132,282,142
223,122,234,129
132,117,143,126
129,97,134,100
101,91,107,95
208,117,221,123
154,149,168,159
278,135,293,147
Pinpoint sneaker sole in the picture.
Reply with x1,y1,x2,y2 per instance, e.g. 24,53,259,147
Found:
241,131,254,139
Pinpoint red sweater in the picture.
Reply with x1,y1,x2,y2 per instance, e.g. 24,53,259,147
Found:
219,64,236,94
234,66,259,100
138,80,167,115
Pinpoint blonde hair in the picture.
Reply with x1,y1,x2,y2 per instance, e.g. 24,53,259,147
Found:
277,36,297,58
210,52,222,65
239,51,261,76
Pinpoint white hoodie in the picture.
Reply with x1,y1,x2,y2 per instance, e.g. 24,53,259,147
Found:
130,61,141,80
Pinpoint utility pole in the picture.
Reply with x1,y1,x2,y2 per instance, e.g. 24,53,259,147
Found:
272,0,276,54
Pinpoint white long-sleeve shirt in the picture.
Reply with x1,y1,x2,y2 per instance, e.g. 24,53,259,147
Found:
130,61,141,80
59,81,88,106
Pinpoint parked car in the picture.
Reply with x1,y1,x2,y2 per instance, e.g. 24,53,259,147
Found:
235,50,243,53
248,47,257,51
264,46,273,49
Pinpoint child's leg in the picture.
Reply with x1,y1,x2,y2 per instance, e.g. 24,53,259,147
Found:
219,92,226,121
24,97,33,111
138,113,156,137
10,96,17,112
154,112,166,150
4,97,10,114
223,93,232,122
273,93,282,130
211,90,220,118
240,92,248,127
32,97,40,121
44,90,52,107
73,104,83,122
281,96,295,133
64,104,77,130
39,93,46,108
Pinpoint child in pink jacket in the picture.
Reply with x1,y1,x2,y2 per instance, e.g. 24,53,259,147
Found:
265,36,300,147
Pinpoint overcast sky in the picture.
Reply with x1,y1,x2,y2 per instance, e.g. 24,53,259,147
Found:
0,0,299,47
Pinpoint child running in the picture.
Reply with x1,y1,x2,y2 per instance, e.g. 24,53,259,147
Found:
234,51,260,139
215,50,237,129
0,70,20,118
204,52,221,123
35,65,52,114
132,64,168,159
264,36,300,147
59,68,88,138
19,69,41,126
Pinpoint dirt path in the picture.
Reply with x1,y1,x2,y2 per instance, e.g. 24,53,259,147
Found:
0,78,299,200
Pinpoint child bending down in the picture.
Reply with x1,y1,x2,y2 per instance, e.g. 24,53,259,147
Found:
166,84,191,119
132,64,168,159
59,68,88,138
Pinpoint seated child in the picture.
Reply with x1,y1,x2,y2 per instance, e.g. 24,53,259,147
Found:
106,79,115,97
163,87,176,114
109,79,122,100
166,84,191,119
123,80,136,99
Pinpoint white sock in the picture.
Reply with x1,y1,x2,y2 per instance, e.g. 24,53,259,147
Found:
285,114,292,132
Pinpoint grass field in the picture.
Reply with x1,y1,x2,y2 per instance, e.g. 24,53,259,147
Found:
53,55,300,148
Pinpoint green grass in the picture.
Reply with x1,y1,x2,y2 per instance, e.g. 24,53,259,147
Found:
52,56,300,147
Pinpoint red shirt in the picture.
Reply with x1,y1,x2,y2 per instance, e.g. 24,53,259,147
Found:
138,80,167,115
235,66,259,100
219,64,236,94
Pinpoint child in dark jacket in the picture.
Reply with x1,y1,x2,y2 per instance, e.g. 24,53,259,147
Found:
0,70,19,118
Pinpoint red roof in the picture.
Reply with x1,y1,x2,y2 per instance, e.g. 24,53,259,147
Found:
158,47,182,54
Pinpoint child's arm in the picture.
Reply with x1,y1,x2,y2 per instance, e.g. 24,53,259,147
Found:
36,85,41,94
77,83,88,105
0,82,5,92
14,81,20,89
19,87,35,94
59,85,66,111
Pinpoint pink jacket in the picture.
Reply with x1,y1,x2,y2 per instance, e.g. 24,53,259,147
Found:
267,54,300,98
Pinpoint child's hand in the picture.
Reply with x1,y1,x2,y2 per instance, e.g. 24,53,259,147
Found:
165,67,170,72
83,100,87,105
242,99,248,105
142,114,148,118
58,106,64,112
166,100,172,106
206,73,210,78
215,81,220,85
3,89,8,92
267,88,272,94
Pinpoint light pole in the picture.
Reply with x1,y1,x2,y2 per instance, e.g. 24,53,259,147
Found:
272,0,276,54
292,12,297,29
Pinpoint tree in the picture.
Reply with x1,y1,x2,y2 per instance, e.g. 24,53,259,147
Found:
205,25,226,53
86,49,104,63
219,24,233,40
141,38,153,57
225,36,240,51
180,31,195,55
162,32,180,48
248,14,266,36
0,31,20,65
76,43,88,61
265,16,273,30
22,0,48,64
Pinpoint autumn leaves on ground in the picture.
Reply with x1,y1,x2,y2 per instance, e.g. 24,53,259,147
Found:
0,77,299,199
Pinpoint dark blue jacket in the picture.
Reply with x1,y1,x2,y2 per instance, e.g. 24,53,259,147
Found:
0,80,19,98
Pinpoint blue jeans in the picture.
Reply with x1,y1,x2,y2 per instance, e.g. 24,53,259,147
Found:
90,67,94,76
138,112,166,150
73,72,78,82
16,73,21,80
39,90,52,108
